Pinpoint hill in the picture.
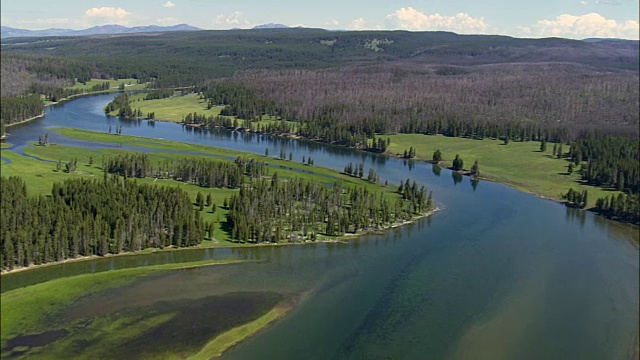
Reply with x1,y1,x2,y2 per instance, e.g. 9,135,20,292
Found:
0,24,200,38
253,23,289,29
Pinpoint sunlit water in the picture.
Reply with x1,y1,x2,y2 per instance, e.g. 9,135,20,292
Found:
2,94,638,360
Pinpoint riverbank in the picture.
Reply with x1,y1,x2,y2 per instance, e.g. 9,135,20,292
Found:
1,128,438,276
0,207,439,276
4,78,146,131
118,104,612,210
2,112,45,130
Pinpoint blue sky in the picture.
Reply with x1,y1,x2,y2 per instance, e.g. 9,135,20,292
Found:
1,0,639,39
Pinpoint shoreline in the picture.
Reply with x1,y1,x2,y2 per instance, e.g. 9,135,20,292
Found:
2,112,45,130
9,89,634,227
131,116,586,209
4,87,135,131
0,208,439,276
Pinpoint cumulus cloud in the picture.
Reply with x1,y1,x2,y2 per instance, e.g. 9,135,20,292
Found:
163,1,175,8
214,11,251,28
85,7,132,22
326,19,341,27
348,18,367,30
520,13,639,39
385,7,488,33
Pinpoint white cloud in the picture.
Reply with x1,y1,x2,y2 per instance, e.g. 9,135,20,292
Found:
214,11,251,28
385,7,488,33
595,0,621,5
520,13,639,39
325,19,341,28
84,7,133,25
348,18,367,30
163,1,175,8
580,1,588,5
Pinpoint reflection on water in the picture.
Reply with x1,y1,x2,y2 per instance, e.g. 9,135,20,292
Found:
432,164,442,176
565,206,586,228
452,171,463,185
470,177,479,191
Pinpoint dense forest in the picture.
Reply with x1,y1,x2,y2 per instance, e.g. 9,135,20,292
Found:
197,65,638,143
0,94,44,132
105,153,264,188
228,176,432,242
0,52,95,97
0,176,204,270
1,148,434,269
1,29,638,226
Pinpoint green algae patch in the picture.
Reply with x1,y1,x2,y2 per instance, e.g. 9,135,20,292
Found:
190,301,293,359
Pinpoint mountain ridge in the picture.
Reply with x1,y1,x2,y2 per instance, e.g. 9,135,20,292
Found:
253,23,289,29
0,24,201,38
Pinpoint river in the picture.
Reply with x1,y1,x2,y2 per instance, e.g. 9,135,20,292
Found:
2,94,638,360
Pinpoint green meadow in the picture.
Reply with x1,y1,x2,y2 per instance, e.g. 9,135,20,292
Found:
118,93,224,122
386,133,620,207
108,93,299,131
2,128,402,245
97,90,618,209
65,78,146,92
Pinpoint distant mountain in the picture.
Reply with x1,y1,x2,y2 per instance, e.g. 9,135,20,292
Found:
582,38,637,43
252,23,289,29
0,24,200,38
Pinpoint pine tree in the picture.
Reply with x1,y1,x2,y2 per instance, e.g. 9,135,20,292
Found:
432,149,442,162
209,222,216,240
471,160,479,176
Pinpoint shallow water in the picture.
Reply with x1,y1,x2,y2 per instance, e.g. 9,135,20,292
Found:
2,94,638,360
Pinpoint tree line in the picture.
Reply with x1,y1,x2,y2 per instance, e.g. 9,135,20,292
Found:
105,153,266,188
1,176,204,270
567,136,639,194
227,174,434,242
592,193,640,224
213,66,637,144
0,94,44,130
